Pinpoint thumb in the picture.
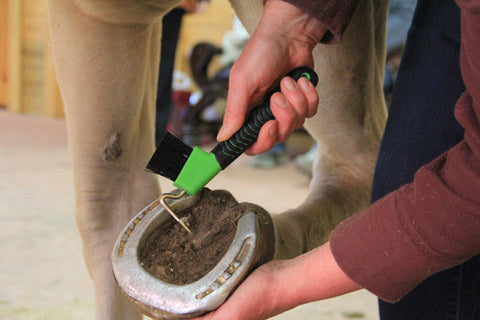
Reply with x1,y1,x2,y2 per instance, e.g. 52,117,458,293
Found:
217,79,250,141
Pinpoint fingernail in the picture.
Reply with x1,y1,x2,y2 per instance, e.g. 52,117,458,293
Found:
269,125,277,139
284,77,297,91
273,95,287,107
299,77,313,91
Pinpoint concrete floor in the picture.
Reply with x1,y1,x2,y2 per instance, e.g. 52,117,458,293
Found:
0,110,379,320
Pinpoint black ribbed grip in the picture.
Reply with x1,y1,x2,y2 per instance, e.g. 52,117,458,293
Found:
211,67,318,169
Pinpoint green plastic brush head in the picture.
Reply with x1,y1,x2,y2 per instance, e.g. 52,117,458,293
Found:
173,147,222,195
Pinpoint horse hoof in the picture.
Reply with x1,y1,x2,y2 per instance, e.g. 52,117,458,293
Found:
112,188,275,319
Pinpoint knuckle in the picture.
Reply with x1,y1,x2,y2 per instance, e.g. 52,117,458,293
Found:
283,91,307,113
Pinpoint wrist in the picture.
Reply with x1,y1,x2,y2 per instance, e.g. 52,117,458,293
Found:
262,0,327,48
271,243,362,308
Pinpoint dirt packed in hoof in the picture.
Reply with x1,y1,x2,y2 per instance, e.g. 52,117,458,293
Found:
139,188,244,285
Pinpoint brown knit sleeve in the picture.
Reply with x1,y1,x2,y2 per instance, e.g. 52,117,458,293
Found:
330,0,480,303
331,167,480,303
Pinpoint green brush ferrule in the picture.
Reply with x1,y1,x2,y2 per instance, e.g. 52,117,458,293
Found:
173,147,222,195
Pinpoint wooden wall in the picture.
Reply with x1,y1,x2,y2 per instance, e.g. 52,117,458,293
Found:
4,0,63,117
0,0,8,107
0,0,235,117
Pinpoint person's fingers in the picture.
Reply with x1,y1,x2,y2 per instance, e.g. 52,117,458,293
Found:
297,76,319,118
280,76,319,120
217,80,249,142
280,77,308,121
271,76,319,141
270,92,300,142
192,263,278,320
245,120,278,155
219,75,319,151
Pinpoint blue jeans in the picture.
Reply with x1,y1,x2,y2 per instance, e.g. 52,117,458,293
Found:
385,0,416,53
371,0,480,318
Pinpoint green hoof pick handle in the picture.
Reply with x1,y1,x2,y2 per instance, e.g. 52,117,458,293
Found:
147,66,319,195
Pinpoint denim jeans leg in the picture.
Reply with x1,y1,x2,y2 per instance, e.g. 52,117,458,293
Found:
372,0,464,200
456,255,480,319
370,0,480,318
378,255,480,320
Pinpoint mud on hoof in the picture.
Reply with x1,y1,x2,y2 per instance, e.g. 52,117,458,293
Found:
112,188,275,319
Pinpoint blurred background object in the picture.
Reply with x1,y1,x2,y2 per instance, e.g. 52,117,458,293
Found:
0,0,234,119
1,0,63,117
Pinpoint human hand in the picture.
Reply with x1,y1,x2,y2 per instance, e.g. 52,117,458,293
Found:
216,0,327,155
189,243,361,320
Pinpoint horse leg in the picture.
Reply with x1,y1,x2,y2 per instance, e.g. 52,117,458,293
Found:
231,0,389,259
47,1,178,318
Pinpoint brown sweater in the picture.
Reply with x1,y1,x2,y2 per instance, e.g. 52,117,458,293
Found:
329,0,480,303
282,0,480,303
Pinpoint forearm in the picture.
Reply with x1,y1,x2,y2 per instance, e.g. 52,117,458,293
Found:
269,243,361,312
330,0,480,303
